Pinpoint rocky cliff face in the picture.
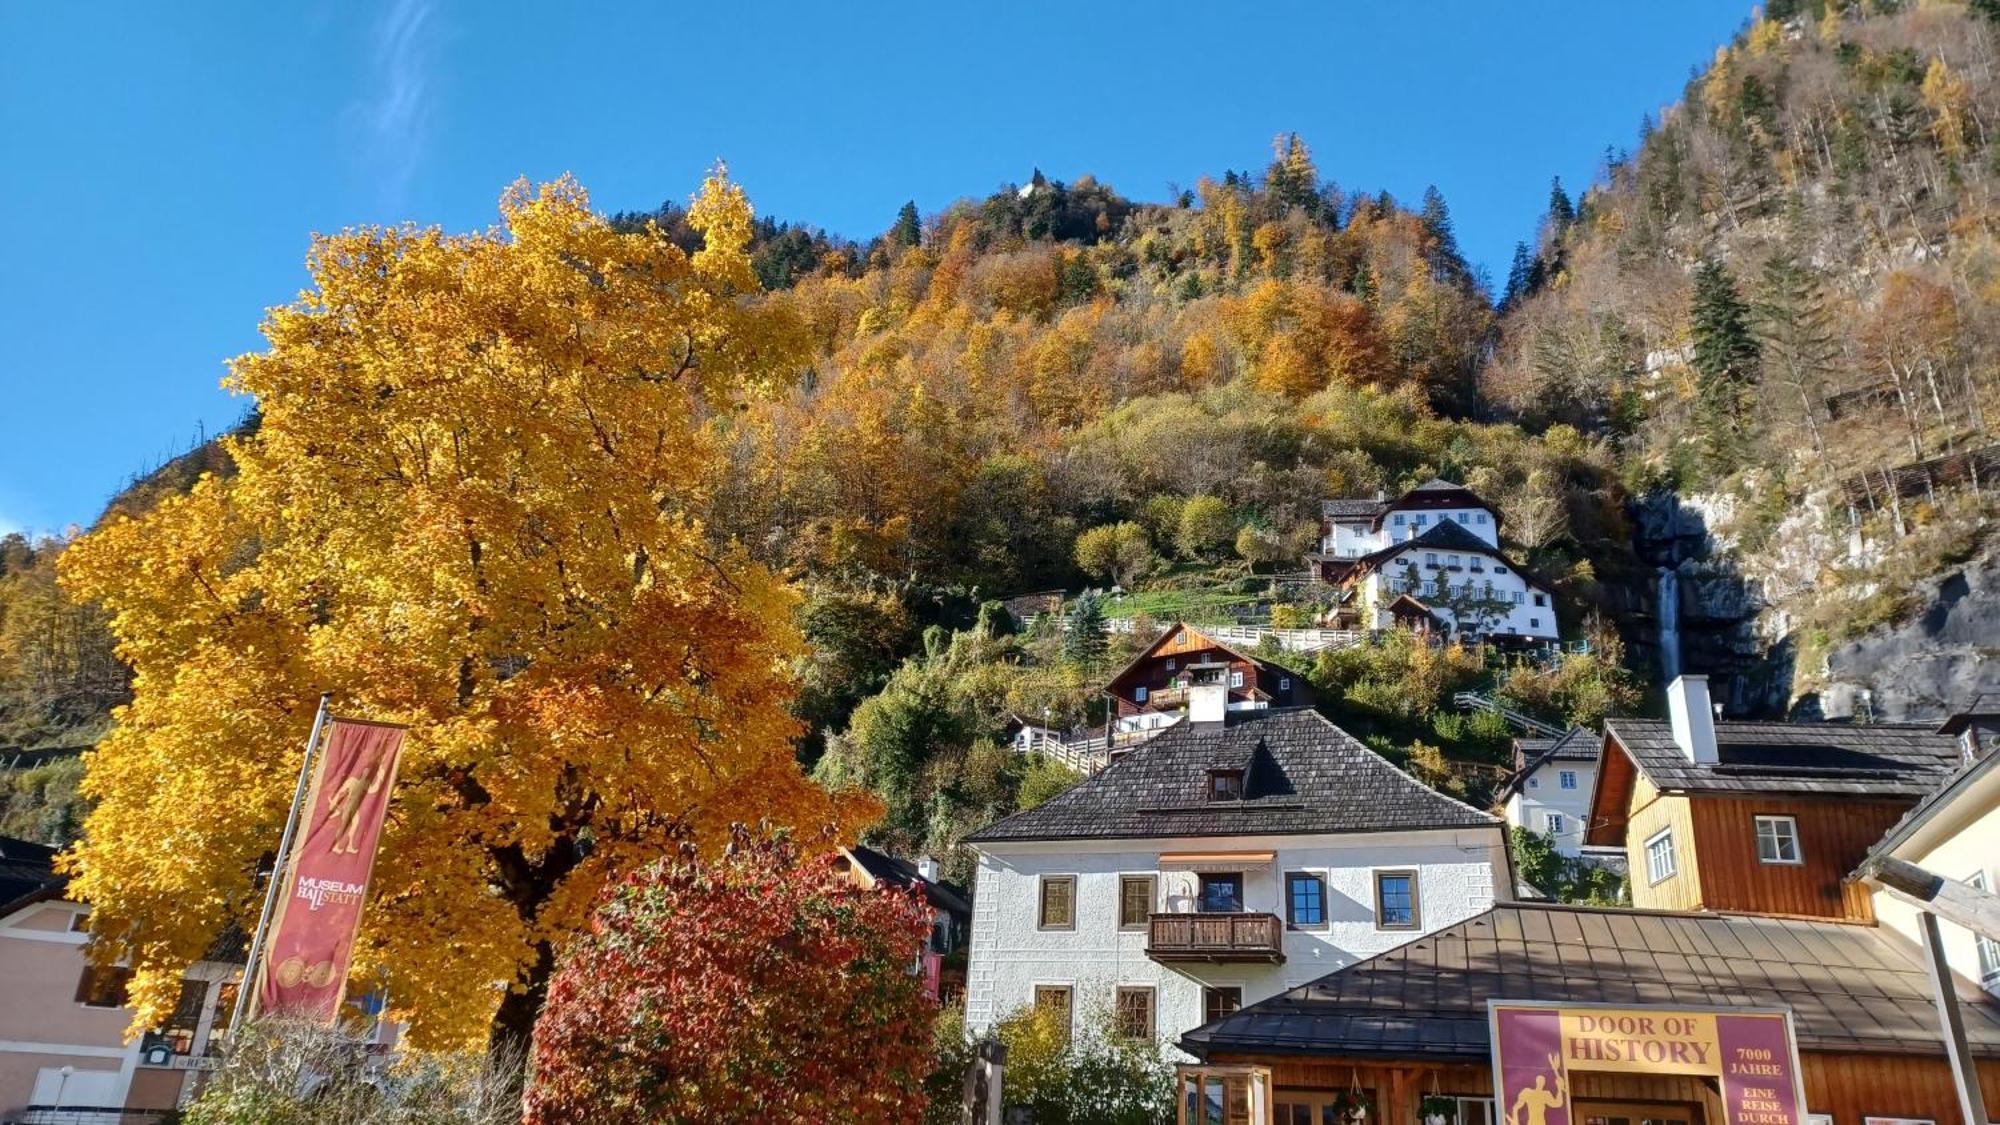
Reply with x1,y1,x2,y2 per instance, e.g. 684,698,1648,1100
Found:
1814,557,2000,722
1627,491,1783,715
1626,487,1997,722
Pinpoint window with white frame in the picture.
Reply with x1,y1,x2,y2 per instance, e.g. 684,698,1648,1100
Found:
1971,871,2000,987
1645,828,1677,884
1753,815,1802,865
1279,676,1290,691
1546,812,1567,835
1229,669,1244,688
1134,685,1147,703
1558,770,1578,790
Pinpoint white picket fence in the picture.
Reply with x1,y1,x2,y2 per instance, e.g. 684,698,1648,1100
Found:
1104,618,1365,654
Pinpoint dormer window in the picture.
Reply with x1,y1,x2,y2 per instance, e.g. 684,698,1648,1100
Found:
1206,770,1243,802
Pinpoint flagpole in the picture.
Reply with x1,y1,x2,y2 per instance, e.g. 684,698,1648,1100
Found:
228,691,332,1039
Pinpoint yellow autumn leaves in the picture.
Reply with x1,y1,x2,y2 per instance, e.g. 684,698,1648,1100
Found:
59,171,876,1046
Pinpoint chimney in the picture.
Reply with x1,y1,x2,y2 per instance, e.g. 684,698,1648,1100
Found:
1666,675,1719,765
915,855,939,883
1187,662,1229,724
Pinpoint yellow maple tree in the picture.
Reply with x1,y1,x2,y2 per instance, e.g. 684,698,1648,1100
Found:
58,170,876,1048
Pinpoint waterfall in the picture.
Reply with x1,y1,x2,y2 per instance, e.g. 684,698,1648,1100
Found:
1657,567,1682,682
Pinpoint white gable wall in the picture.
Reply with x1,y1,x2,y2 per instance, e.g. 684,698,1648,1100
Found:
1871,786,2000,998
1358,546,1556,640
964,828,1508,1054
1321,509,1500,558
1502,759,1597,856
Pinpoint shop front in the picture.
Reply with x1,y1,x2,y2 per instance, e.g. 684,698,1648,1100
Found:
1176,903,2000,1125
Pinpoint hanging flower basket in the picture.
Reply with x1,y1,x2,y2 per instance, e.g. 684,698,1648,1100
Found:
1420,1094,1459,1125
1332,1088,1374,1124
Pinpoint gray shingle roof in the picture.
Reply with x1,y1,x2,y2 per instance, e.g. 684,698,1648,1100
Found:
1323,498,1388,520
965,708,1498,844
1516,727,1600,764
845,844,972,917
1500,728,1600,799
1605,717,1962,798
1181,902,2000,1061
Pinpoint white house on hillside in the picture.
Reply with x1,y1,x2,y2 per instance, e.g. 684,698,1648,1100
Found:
1312,480,1558,643
960,676,1511,1054
1317,479,1501,558
1497,727,1601,857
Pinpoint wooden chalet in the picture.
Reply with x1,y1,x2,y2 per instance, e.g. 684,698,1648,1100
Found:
1103,622,1309,725
1586,676,1962,921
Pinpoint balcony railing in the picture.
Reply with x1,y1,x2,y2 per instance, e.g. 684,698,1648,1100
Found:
1146,912,1285,964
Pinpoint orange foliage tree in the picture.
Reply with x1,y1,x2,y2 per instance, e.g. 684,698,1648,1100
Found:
59,172,875,1048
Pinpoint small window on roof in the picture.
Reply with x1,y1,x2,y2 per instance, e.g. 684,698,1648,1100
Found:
1207,770,1243,801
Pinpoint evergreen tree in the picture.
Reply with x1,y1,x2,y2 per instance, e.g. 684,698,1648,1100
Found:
889,200,921,247
1419,185,1470,285
1502,242,1537,309
1265,133,1320,214
1062,593,1109,664
1547,176,1576,236
1751,252,1839,456
1688,258,1761,467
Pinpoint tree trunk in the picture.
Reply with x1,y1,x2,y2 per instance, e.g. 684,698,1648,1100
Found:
490,941,554,1067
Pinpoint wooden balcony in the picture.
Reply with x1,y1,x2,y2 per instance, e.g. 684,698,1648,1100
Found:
1146,912,1285,964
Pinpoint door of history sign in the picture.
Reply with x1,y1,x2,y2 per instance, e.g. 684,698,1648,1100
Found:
1489,1002,1807,1125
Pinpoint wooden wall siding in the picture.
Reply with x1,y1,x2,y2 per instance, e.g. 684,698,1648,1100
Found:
1628,791,1705,913
1230,1051,2000,1124
1687,797,1913,921
1586,745,1642,847
1799,1050,2000,1124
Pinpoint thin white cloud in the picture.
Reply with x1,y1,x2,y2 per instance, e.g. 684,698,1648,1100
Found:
350,0,440,210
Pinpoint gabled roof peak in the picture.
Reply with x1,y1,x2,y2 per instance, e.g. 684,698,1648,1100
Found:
965,708,1496,844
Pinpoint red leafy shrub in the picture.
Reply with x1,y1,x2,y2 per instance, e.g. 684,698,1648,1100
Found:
522,824,937,1124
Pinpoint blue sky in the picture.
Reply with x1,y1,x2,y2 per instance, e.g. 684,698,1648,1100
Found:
0,0,1750,535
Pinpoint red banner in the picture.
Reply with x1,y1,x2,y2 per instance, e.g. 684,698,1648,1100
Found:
256,717,405,1024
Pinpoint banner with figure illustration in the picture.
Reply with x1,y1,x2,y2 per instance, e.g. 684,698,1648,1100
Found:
255,717,406,1024
1489,1002,1806,1125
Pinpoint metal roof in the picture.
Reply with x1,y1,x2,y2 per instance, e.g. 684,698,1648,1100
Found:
1604,717,1962,798
1181,902,2000,1061
965,708,1498,844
